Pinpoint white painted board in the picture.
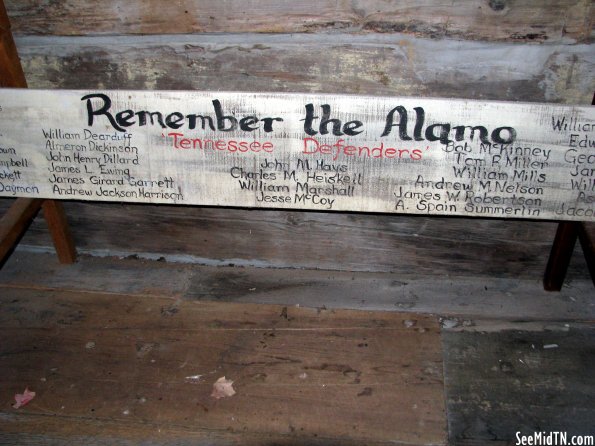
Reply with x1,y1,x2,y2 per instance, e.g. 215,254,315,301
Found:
0,89,593,221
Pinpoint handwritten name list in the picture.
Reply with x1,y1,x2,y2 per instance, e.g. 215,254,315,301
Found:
0,90,592,221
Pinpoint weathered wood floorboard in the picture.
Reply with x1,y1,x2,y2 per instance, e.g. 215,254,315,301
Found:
0,251,593,321
13,34,595,103
0,287,446,445
5,0,592,43
1,258,593,445
2,198,590,277
443,322,595,445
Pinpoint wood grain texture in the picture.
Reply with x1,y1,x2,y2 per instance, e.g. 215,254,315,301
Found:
443,322,595,445
4,0,593,43
5,18,594,275
0,197,41,262
1,1,76,266
0,287,446,445
0,0,27,88
0,421,431,446
0,199,570,276
578,222,595,285
14,34,595,104
0,251,593,321
0,2,27,88
41,200,76,263
1,89,592,221
544,222,580,291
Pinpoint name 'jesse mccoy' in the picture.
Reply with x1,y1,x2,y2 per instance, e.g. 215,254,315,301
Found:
255,188,337,210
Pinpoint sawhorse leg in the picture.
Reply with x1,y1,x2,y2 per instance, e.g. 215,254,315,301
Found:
42,200,77,263
1,0,76,265
0,198,43,262
545,92,594,291
0,198,76,265
544,222,595,291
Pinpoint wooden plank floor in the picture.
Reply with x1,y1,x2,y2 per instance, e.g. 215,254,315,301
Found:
0,251,593,321
1,251,593,445
444,322,595,445
0,285,446,445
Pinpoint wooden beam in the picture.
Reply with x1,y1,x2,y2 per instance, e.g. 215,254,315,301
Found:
0,198,42,263
544,222,595,291
543,222,580,291
4,0,592,43
1,89,594,221
578,223,595,288
0,0,27,87
12,34,595,104
0,0,76,264
42,200,76,264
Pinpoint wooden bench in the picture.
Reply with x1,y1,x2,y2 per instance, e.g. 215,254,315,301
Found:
0,0,593,290
1,4,593,445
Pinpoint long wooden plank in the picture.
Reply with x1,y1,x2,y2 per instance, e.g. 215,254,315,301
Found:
0,199,569,275
4,0,592,43
14,34,595,104
0,89,593,221
0,287,442,330
0,288,446,445
0,417,422,446
1,254,594,321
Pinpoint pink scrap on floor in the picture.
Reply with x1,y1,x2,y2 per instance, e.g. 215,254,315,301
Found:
211,377,236,399
13,388,36,409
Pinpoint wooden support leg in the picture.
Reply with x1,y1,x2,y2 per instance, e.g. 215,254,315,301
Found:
0,0,27,87
543,222,579,291
577,223,595,287
544,94,594,291
42,200,77,264
1,0,77,265
544,222,595,291
0,198,43,264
